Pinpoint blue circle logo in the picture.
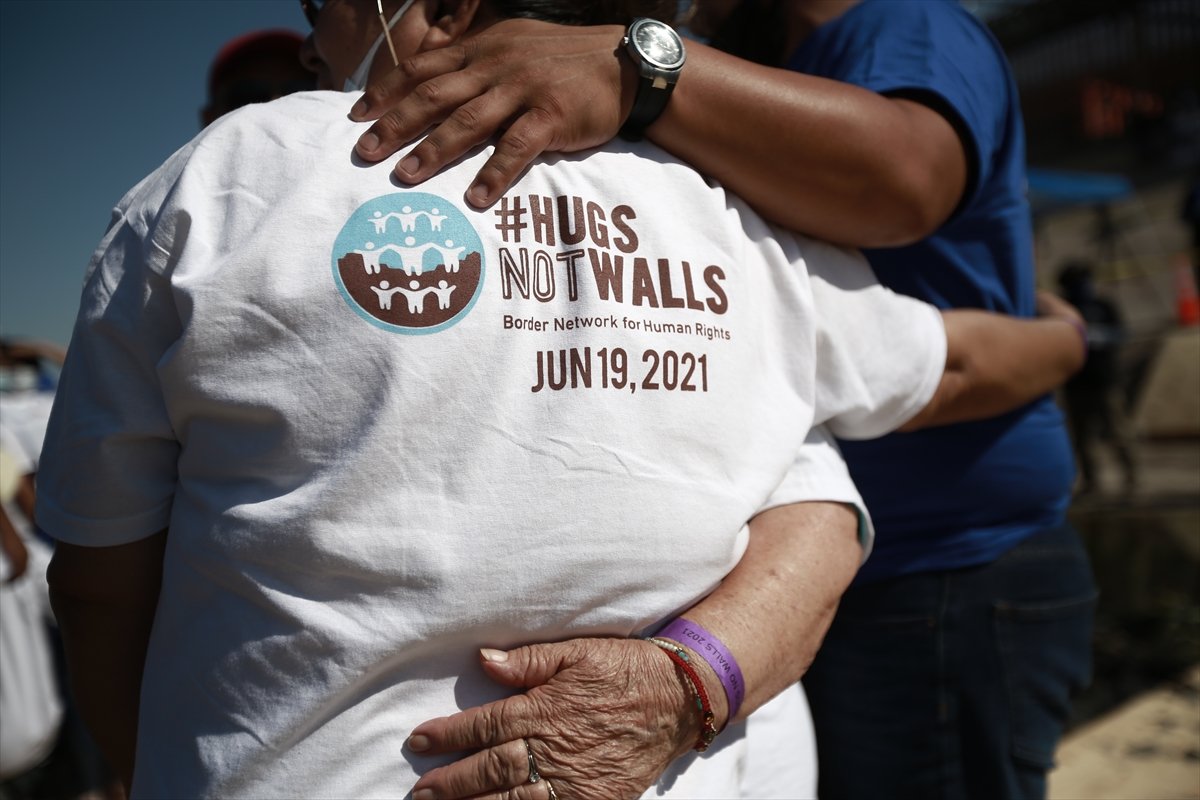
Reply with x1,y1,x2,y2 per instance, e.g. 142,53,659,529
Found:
332,193,484,334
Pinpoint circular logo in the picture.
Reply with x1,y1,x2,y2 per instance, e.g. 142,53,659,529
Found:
332,193,484,334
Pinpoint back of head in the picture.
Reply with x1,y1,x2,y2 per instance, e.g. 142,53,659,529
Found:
202,30,314,127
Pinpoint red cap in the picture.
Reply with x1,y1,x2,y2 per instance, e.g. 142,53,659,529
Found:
208,29,306,95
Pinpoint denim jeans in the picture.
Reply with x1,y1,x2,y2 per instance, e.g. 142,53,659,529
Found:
802,524,1097,800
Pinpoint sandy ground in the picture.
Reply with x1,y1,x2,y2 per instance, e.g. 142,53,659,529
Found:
1050,435,1200,799
1049,664,1200,800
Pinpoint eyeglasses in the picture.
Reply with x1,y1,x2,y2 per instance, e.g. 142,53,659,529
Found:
299,0,325,28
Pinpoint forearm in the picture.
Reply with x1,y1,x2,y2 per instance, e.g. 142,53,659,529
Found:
47,532,167,790
673,501,860,726
903,310,1085,430
649,44,963,247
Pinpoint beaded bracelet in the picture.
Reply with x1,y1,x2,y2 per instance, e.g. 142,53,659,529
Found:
655,617,745,720
647,637,719,752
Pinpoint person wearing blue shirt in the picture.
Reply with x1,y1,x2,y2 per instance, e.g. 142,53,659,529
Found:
338,1,1098,797
779,4,1096,798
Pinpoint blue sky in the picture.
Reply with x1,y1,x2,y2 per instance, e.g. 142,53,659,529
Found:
0,0,311,346
0,1,1028,347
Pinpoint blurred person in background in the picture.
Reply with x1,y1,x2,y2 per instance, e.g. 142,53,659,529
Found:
0,341,121,800
1058,261,1138,495
344,0,1098,797
201,29,314,128
1,439,63,800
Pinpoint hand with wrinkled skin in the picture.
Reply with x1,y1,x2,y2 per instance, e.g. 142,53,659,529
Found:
407,637,725,800
351,19,633,208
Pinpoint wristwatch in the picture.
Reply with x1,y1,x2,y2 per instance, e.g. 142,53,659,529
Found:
619,18,686,141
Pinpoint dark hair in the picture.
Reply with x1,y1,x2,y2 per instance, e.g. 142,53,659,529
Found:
707,1,792,67
489,0,676,25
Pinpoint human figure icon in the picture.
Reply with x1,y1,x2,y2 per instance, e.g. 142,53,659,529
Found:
370,210,388,234
370,280,400,310
398,205,422,232
355,242,383,274
396,235,430,274
436,239,466,272
397,279,431,314
433,279,457,309
426,207,448,231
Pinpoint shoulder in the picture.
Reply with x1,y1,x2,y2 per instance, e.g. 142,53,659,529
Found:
839,0,995,46
112,92,357,245
794,0,1008,87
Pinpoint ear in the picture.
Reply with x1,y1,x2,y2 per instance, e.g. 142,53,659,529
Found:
417,0,482,51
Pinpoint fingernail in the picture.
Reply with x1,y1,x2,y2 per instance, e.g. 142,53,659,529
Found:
351,98,369,118
411,789,435,800
398,155,420,176
480,647,508,663
358,132,379,153
467,183,490,207
406,734,430,752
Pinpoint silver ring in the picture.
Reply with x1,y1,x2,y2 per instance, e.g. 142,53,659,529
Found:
544,777,560,800
524,738,541,784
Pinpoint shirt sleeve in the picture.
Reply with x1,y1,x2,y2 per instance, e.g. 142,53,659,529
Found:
758,426,874,561
786,0,1012,208
34,200,186,548
802,236,947,441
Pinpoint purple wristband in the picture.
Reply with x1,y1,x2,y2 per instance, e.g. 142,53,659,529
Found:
655,618,745,720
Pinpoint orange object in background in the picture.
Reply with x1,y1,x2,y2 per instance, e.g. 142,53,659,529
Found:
1176,255,1200,327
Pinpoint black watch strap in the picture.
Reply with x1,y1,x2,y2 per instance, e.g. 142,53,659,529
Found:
620,78,677,141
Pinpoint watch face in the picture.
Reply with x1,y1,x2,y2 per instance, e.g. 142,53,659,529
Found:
631,20,685,70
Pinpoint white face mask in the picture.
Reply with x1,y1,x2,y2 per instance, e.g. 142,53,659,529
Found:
344,0,415,92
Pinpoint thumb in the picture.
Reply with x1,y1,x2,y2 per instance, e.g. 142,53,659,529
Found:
479,641,579,689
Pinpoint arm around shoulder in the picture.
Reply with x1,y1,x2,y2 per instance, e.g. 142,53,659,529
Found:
649,44,966,246
900,306,1086,431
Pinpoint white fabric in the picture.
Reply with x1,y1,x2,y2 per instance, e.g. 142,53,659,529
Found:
0,539,58,780
0,390,54,474
741,685,818,799
36,91,945,799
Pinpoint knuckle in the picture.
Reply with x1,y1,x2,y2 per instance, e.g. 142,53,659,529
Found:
397,55,424,82
471,706,506,746
500,131,537,160
413,80,442,107
446,104,483,136
370,112,406,144
416,133,445,161
481,746,511,784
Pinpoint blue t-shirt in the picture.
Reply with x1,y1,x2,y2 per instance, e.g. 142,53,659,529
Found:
787,0,1074,582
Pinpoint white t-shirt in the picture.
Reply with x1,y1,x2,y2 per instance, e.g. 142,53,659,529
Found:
36,92,944,799
0,429,61,779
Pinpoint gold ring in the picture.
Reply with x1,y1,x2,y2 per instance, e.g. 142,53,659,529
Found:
545,777,560,800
